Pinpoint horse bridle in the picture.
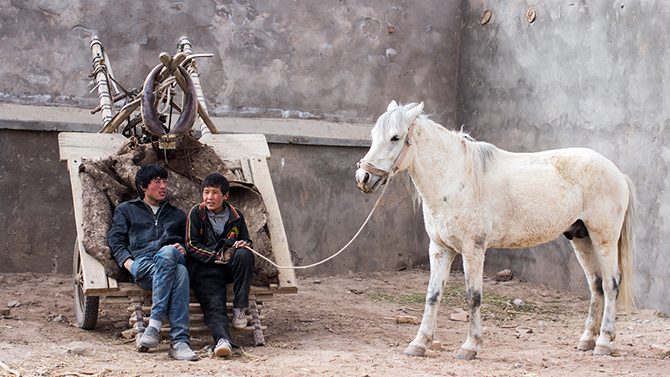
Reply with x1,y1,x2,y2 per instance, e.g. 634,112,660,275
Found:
357,121,416,179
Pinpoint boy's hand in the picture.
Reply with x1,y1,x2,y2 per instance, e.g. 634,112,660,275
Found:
174,243,187,255
233,240,251,249
123,258,134,272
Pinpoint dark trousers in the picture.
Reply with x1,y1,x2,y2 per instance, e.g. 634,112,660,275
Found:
189,248,254,344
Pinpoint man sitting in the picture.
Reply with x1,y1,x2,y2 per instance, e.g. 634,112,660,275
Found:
185,172,255,357
107,164,198,361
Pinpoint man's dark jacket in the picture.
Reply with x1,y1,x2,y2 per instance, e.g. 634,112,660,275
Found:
107,197,187,267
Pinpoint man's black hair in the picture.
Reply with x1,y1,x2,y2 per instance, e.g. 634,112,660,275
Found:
201,172,229,194
135,164,168,198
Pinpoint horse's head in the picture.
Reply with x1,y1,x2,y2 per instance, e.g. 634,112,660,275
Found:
356,100,424,193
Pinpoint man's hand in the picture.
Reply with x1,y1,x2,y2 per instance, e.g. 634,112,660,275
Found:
232,240,251,249
123,258,134,272
174,243,187,256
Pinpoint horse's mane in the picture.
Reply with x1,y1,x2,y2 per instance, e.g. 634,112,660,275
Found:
418,115,498,199
375,104,498,199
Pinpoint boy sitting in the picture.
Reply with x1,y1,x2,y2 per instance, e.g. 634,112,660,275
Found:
185,172,255,357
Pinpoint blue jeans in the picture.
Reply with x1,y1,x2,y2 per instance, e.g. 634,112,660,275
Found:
131,245,190,344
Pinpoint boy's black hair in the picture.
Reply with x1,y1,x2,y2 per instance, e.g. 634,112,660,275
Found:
135,164,168,198
201,172,229,194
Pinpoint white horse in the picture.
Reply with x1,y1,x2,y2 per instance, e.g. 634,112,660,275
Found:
355,101,635,359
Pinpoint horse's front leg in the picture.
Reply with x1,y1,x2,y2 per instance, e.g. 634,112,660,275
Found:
404,241,457,356
456,247,485,360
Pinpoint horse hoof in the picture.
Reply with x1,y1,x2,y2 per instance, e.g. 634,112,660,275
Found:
456,349,477,360
592,344,612,356
403,344,426,356
577,339,596,351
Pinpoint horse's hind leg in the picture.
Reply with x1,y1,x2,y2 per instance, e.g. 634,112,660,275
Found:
571,237,603,351
591,241,621,356
404,241,457,356
456,247,485,360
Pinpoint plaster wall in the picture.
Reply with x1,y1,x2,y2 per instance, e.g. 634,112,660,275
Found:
0,0,460,124
0,0,459,276
2,0,669,312
458,1,670,311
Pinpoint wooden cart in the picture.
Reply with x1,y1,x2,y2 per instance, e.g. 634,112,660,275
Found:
59,131,298,346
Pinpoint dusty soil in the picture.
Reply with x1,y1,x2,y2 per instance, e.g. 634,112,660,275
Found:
1,269,668,377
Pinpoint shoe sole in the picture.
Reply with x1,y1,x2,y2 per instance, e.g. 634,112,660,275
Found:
169,353,199,361
214,346,232,357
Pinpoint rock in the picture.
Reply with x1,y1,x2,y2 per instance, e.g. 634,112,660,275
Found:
1,308,10,316
7,300,20,308
65,341,94,356
54,314,69,323
429,340,442,350
513,298,525,308
450,308,469,322
121,329,135,339
395,315,420,325
516,326,533,334
346,287,366,295
494,269,513,282
650,344,670,358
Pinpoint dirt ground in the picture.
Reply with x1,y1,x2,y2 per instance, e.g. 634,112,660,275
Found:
1,269,669,377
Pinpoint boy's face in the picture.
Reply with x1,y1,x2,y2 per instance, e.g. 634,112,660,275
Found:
202,186,229,214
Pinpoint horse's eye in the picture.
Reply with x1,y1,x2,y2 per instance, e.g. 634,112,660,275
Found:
390,135,400,142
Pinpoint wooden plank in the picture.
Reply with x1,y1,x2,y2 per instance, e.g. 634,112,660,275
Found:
67,159,117,293
199,133,270,159
240,158,254,183
58,132,127,161
248,158,298,291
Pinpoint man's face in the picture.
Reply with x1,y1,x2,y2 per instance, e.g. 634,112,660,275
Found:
203,186,229,214
144,177,168,206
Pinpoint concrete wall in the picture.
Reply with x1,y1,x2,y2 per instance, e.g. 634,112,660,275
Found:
2,0,669,312
0,129,429,276
0,1,459,275
458,1,670,311
0,130,76,273
0,0,460,124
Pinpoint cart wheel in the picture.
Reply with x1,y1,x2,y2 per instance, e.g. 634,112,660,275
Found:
73,241,99,330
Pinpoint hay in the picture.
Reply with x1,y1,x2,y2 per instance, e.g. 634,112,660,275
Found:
79,136,279,286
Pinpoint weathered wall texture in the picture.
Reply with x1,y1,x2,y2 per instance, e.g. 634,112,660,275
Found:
2,0,669,312
0,130,76,273
0,1,457,275
0,0,460,124
458,1,669,311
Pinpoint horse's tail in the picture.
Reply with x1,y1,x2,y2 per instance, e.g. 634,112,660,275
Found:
618,174,636,312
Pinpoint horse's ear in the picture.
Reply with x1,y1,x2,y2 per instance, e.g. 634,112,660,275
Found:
405,101,424,121
387,100,398,112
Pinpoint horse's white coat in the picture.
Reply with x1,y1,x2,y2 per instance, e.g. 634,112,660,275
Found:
355,101,635,359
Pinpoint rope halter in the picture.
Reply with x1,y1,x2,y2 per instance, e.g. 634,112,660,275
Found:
358,120,416,179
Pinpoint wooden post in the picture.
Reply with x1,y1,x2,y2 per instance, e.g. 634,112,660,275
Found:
90,37,115,127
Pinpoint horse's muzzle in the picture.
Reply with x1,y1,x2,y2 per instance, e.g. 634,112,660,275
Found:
355,168,386,193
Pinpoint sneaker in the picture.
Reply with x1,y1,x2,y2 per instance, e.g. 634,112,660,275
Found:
138,326,160,350
214,338,232,357
232,308,248,329
168,342,198,361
